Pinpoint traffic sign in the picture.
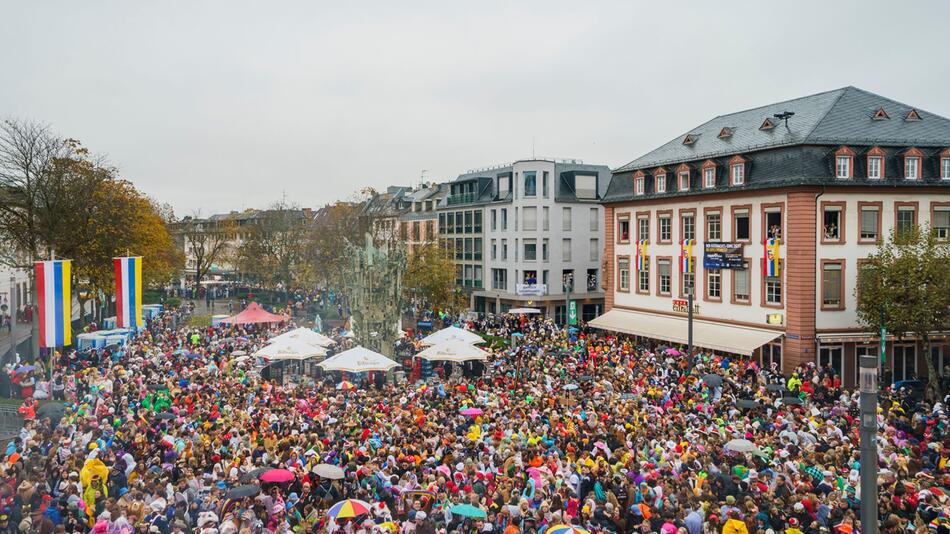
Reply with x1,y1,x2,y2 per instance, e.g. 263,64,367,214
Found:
568,301,577,325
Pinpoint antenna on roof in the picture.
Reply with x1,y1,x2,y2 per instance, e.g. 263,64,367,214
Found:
774,111,795,127
532,136,535,159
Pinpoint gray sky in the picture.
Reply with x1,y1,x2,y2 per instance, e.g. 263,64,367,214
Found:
3,0,950,215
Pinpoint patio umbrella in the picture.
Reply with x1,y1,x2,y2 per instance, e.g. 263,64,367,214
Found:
702,374,723,388
259,468,295,483
460,407,483,416
450,503,487,519
508,308,541,315
724,439,761,454
318,346,400,373
416,341,490,362
336,381,356,390
327,499,372,519
226,484,261,499
546,526,592,534
240,468,268,483
420,326,485,346
312,464,345,480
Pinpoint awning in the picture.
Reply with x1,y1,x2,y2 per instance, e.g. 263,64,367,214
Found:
589,309,782,356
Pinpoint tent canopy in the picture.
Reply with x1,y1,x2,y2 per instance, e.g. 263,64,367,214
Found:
420,326,484,346
415,340,491,363
589,309,782,356
508,308,541,315
220,302,288,325
268,327,335,348
254,338,327,361
317,346,400,372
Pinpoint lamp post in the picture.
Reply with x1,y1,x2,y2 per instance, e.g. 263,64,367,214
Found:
8,276,15,360
687,285,694,362
859,353,879,534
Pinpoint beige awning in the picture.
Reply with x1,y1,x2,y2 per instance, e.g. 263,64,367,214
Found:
589,309,783,356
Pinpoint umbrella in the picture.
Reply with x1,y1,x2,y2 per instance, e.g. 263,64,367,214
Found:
327,499,372,519
226,484,261,499
312,464,345,480
240,468,268,483
450,503,487,519
460,408,483,416
547,526,591,534
36,402,66,424
14,365,34,373
508,308,541,315
664,348,681,356
104,344,120,351
231,350,248,356
147,384,168,391
155,412,176,420
259,468,295,483
766,384,786,392
724,439,761,454
780,396,804,406
318,346,400,373
336,381,356,390
702,374,723,388
416,341,490,362
736,399,762,410
563,384,579,391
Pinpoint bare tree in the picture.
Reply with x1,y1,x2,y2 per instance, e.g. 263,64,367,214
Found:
178,212,236,288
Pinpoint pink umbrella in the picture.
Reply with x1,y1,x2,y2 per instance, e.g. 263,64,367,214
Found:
460,408,483,416
664,348,681,356
259,468,295,483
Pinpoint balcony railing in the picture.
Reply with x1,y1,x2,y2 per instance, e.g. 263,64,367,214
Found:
447,193,477,205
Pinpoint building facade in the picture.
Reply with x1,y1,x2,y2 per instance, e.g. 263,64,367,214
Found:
397,184,446,255
438,159,611,321
595,87,950,385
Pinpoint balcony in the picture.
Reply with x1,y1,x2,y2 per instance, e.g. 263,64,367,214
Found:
447,192,476,205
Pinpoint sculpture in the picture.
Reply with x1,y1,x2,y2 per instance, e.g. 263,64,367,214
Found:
343,234,406,358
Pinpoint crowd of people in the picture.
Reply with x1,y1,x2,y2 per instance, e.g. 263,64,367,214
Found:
1,304,948,533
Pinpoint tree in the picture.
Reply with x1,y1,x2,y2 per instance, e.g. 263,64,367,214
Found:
178,213,236,287
236,201,309,292
856,224,950,401
402,242,465,312
306,200,363,292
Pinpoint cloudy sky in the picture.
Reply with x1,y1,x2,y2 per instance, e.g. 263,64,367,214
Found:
3,1,950,215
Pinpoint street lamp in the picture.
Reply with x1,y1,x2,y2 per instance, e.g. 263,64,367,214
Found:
686,284,693,363
859,353,879,534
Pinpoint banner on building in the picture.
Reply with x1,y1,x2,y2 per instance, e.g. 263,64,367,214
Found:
703,242,745,269
35,260,71,348
680,239,695,273
763,238,781,278
114,256,143,328
515,283,547,296
636,240,648,271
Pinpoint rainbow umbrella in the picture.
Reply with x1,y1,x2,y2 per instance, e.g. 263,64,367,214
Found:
259,468,295,483
327,499,372,519
546,526,591,534
336,380,356,390
460,407,483,416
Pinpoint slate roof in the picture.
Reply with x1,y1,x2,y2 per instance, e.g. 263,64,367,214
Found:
615,86,950,173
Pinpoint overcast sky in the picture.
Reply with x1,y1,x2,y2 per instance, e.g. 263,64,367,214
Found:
3,1,950,215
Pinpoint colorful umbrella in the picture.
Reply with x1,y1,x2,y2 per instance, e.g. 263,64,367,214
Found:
336,380,356,390
259,468,295,483
327,499,372,519
546,525,591,534
449,504,487,518
460,407,483,416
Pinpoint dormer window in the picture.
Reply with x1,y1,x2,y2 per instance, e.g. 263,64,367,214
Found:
729,156,746,185
702,160,717,189
905,109,922,122
867,147,886,180
718,127,733,139
655,169,667,194
634,171,645,196
760,118,776,131
904,148,922,180
834,147,855,180
941,149,950,180
682,134,697,146
872,107,890,120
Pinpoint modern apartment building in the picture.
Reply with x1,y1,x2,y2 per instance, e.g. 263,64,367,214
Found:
438,159,611,322
594,86,950,385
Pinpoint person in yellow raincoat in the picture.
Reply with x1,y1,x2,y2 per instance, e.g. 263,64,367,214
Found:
80,458,110,525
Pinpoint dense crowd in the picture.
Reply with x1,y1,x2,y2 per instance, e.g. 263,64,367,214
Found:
1,305,948,534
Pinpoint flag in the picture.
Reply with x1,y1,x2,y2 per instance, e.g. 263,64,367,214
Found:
680,239,694,273
114,256,143,328
637,240,648,271
763,238,781,278
35,260,71,348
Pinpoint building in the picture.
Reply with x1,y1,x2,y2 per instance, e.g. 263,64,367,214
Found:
438,158,611,321
358,186,411,246
594,86,950,385
397,183,447,255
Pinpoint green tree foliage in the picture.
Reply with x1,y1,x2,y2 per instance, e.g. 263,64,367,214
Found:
856,224,950,400
402,242,465,312
236,201,309,290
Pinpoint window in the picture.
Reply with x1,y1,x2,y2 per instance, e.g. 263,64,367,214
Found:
822,261,844,309
523,207,537,231
497,175,510,197
575,175,597,199
412,221,420,241
635,175,645,195
456,264,463,285
589,238,599,262
542,270,549,291
524,171,537,197
542,207,549,231
933,207,950,241
560,269,573,291
618,218,630,243
501,239,508,260
562,238,571,261
905,156,920,180
562,207,572,231
765,277,782,306
618,258,630,291
762,342,782,370
491,239,497,260
859,203,881,242
658,215,672,243
638,257,650,293
733,267,750,303
638,217,650,242
426,221,434,240
679,171,690,191
893,345,917,382
896,205,917,234
541,238,549,262
515,239,518,261
514,207,518,231
835,156,852,179
473,238,482,260
542,171,549,197
765,208,782,240
474,211,482,233
446,212,454,234
730,162,745,185
463,211,472,233
587,208,597,231
523,240,536,261
501,208,508,230
867,155,883,180
463,238,472,260
706,269,721,300
655,173,667,193
492,268,507,290
658,259,672,296
455,238,463,260
822,203,843,243
473,265,482,287
733,209,750,241
703,166,716,188
490,209,497,231
682,214,695,241
706,211,721,241
818,346,844,379
439,213,446,233
454,211,463,234
942,158,950,180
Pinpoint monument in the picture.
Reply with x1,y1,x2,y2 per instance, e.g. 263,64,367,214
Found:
344,234,406,359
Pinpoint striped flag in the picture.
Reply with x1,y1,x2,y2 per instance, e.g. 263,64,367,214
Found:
636,239,648,271
680,239,694,273
35,260,71,348
114,256,143,329
763,238,781,277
